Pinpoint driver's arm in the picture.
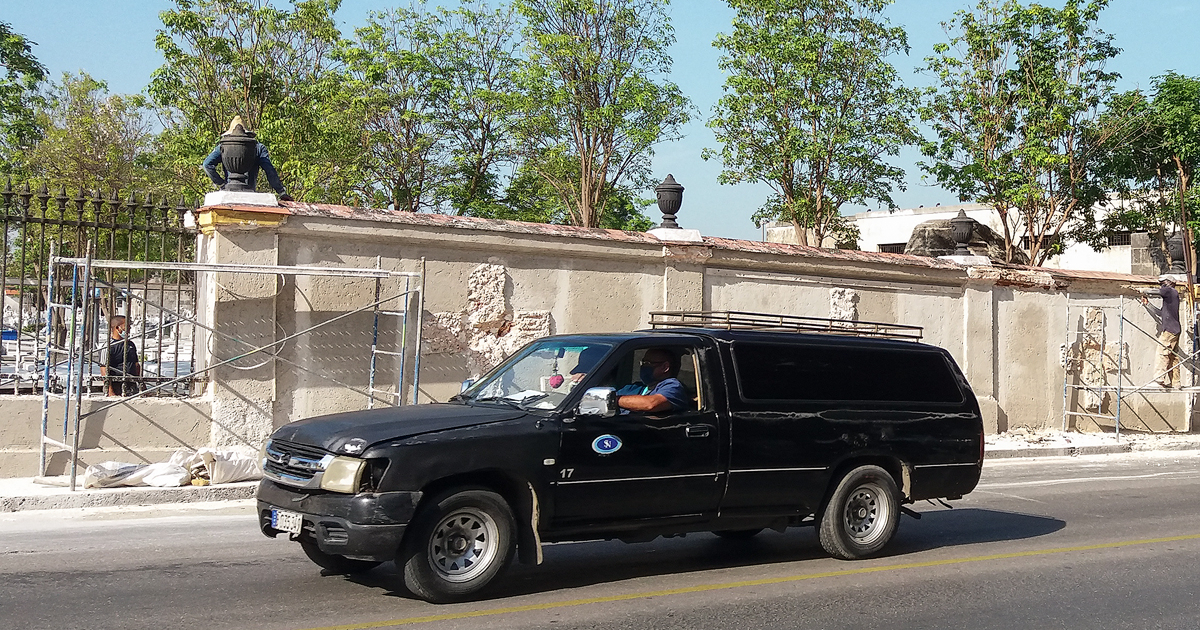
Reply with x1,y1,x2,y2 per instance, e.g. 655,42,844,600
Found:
618,393,672,413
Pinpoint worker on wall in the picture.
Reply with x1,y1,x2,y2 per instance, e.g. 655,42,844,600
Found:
1139,275,1182,388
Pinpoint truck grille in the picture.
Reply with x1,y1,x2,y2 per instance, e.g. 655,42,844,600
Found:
264,440,332,485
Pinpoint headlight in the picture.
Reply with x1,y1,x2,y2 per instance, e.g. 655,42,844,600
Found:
320,456,366,493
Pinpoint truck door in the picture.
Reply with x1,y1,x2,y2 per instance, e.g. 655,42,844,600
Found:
551,340,725,527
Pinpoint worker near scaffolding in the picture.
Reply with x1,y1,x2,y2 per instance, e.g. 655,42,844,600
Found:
1139,275,1182,388
102,315,141,396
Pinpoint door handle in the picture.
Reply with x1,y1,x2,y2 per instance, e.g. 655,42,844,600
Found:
685,424,712,438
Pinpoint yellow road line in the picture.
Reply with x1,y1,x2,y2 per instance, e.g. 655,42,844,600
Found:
299,533,1200,630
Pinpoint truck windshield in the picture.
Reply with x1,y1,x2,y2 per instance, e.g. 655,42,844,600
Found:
462,340,613,411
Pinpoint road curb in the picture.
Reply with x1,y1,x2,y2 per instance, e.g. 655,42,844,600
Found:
0,481,258,513
986,442,1200,459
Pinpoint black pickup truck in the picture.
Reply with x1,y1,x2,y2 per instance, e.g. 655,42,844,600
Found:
257,312,984,602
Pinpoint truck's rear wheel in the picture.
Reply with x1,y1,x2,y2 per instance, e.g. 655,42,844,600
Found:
299,539,382,574
400,488,516,603
818,465,900,560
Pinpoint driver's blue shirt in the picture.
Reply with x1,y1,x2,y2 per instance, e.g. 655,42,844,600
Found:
616,377,691,411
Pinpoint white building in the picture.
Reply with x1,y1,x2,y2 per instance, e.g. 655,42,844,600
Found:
765,202,1154,275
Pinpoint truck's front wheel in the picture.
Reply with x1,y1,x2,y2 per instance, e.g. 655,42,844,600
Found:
400,488,516,603
818,465,900,560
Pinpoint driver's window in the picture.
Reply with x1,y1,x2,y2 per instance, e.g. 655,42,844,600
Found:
597,346,701,412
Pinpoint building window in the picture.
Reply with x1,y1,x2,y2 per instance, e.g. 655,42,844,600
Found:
1107,232,1132,246
1020,234,1061,251
878,243,907,254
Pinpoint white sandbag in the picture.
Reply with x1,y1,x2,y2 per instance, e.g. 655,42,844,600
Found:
83,461,145,488
82,461,190,487
137,462,191,487
196,447,262,484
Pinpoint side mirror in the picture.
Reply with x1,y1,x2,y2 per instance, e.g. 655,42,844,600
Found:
459,379,475,393
578,387,618,418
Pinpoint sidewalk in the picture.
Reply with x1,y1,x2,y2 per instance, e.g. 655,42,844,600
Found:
0,476,257,512
984,428,1200,459
2,430,1199,513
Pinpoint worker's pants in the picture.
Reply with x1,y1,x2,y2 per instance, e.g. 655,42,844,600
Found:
1155,330,1180,387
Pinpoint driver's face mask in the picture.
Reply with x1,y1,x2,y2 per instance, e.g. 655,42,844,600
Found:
639,364,657,384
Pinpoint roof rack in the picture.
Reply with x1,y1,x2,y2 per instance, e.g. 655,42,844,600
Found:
648,310,923,342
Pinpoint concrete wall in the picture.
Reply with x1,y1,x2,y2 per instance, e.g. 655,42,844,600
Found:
193,202,1196,444
0,396,213,477
2,200,1191,478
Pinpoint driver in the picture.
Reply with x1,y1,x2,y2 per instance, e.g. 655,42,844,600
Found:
616,348,690,413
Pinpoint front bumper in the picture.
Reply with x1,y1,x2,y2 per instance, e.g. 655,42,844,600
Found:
256,479,422,561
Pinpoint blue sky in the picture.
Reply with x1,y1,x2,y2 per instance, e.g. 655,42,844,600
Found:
5,0,1198,240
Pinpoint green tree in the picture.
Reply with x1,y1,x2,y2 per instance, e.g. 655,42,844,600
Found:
706,0,919,248
149,0,349,200
26,73,158,192
0,20,48,173
491,158,655,230
337,5,455,212
1089,75,1200,261
435,2,522,216
1154,73,1200,240
511,0,692,228
920,0,1122,265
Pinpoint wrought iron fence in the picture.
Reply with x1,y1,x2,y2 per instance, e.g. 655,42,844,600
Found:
1,178,199,395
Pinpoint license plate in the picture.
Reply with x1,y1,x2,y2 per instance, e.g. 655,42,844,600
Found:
271,509,303,535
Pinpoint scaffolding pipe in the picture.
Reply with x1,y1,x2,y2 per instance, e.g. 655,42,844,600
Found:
59,260,80,460
414,257,426,405
368,257,382,410
52,257,421,279
39,256,428,485
1116,295,1124,441
69,245,93,491
38,245,57,476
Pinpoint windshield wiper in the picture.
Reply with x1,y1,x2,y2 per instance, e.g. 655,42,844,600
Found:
471,392,549,410
470,396,525,409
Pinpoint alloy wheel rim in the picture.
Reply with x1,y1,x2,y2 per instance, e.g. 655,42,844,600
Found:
428,507,499,582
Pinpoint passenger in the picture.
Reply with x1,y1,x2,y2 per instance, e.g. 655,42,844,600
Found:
616,348,690,413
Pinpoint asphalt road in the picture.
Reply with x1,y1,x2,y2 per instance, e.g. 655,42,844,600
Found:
2,451,1199,630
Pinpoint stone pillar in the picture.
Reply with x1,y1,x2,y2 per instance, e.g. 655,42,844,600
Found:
195,204,288,448
661,245,710,313
963,277,1002,433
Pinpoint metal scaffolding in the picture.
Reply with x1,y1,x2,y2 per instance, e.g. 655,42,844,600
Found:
1061,293,1197,438
39,252,426,490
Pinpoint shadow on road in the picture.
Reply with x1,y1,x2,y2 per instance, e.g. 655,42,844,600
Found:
337,507,1065,601
888,507,1065,554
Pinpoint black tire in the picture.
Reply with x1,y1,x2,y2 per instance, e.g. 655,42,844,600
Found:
713,528,763,540
299,539,382,574
818,465,900,560
400,488,517,603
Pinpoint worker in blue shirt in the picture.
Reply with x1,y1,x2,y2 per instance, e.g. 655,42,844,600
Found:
201,116,293,200
617,348,691,413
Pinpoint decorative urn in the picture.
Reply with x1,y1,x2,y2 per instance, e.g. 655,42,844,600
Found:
1166,232,1187,274
655,174,684,229
218,124,259,192
949,209,975,256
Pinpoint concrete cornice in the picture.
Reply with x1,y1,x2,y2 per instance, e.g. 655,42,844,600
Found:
195,201,1165,292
